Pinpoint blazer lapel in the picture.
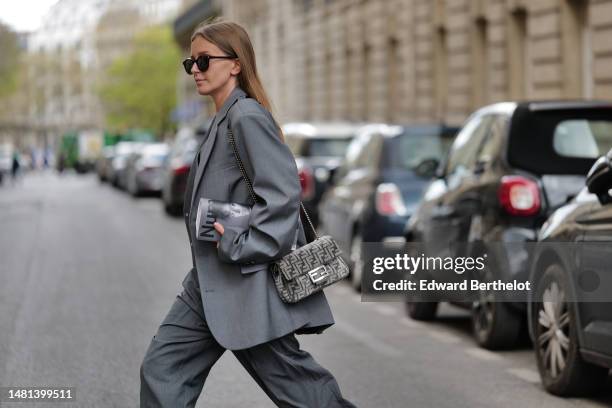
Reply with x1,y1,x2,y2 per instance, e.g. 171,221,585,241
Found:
190,86,248,208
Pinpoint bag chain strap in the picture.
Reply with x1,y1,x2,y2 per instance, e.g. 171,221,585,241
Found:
227,126,319,240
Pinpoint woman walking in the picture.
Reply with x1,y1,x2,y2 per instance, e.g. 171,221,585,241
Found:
139,20,357,408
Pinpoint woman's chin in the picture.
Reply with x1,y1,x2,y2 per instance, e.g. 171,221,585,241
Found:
196,82,212,95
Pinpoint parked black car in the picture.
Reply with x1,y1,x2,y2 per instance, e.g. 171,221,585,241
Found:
319,123,458,290
283,122,363,230
528,143,612,396
161,121,209,216
404,100,612,350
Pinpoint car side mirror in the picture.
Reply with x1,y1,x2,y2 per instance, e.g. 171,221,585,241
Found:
473,157,491,175
413,158,440,179
586,153,612,204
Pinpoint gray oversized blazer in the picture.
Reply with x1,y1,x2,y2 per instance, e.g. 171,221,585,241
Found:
182,86,335,350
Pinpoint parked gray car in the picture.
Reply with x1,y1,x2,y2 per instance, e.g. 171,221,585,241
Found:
125,143,170,197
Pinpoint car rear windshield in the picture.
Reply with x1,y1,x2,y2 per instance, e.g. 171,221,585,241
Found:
301,138,353,157
553,119,612,158
389,132,443,170
146,154,167,164
508,107,612,175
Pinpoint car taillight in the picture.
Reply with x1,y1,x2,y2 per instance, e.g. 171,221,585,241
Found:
498,175,541,216
375,183,408,216
299,167,315,200
173,165,190,175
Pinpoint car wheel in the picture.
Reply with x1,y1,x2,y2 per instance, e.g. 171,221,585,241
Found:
164,201,182,216
471,288,522,349
469,254,523,350
129,181,139,197
405,300,438,321
532,263,608,396
349,233,364,292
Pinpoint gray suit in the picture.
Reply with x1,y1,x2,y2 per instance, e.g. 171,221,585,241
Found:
140,86,356,407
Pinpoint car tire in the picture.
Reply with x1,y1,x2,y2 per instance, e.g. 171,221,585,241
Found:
405,300,438,321
531,263,608,396
164,201,182,217
470,253,523,350
471,294,522,350
349,233,364,292
129,181,140,197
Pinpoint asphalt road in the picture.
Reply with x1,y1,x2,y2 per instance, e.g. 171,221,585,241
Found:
0,171,611,408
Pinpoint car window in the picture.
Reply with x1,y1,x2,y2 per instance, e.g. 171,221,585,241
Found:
356,134,382,169
391,132,443,170
285,135,304,156
553,119,612,158
332,133,372,182
477,115,509,163
445,115,493,177
302,138,353,157
344,133,371,169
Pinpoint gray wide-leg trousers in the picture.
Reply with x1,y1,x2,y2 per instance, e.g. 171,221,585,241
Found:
139,273,357,408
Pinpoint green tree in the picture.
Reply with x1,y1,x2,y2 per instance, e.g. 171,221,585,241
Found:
0,22,21,98
98,24,180,138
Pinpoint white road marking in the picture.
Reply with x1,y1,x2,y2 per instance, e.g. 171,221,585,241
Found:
333,320,404,358
506,368,541,384
464,347,504,362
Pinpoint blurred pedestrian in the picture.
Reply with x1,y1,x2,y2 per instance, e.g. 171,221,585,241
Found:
139,19,356,408
57,152,65,174
11,150,20,183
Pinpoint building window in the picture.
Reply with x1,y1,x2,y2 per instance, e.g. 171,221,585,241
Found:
472,17,488,108
434,26,448,120
302,0,314,12
345,47,353,120
387,37,399,123
363,43,371,120
561,0,590,97
508,8,527,99
325,51,333,119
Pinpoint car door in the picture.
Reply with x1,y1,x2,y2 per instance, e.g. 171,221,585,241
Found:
574,198,612,355
467,114,511,241
320,131,382,254
555,120,612,356
424,114,493,271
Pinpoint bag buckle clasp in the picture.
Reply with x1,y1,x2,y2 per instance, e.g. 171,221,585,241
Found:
308,265,329,284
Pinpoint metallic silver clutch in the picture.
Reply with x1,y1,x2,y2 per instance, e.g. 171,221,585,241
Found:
195,198,251,242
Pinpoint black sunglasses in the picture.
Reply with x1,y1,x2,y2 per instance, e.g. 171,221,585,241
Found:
182,54,237,74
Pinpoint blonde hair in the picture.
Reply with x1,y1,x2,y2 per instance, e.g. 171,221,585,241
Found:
191,18,285,142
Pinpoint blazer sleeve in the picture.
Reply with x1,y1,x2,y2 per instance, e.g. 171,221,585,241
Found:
217,110,301,264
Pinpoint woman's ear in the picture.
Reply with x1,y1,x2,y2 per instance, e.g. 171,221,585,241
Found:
231,59,241,76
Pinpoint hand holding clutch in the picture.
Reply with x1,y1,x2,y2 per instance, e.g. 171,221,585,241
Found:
213,222,224,248
195,198,251,242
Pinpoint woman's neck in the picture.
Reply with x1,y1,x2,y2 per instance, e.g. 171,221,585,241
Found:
212,80,238,112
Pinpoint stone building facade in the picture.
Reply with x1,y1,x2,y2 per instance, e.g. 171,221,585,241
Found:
179,0,612,126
